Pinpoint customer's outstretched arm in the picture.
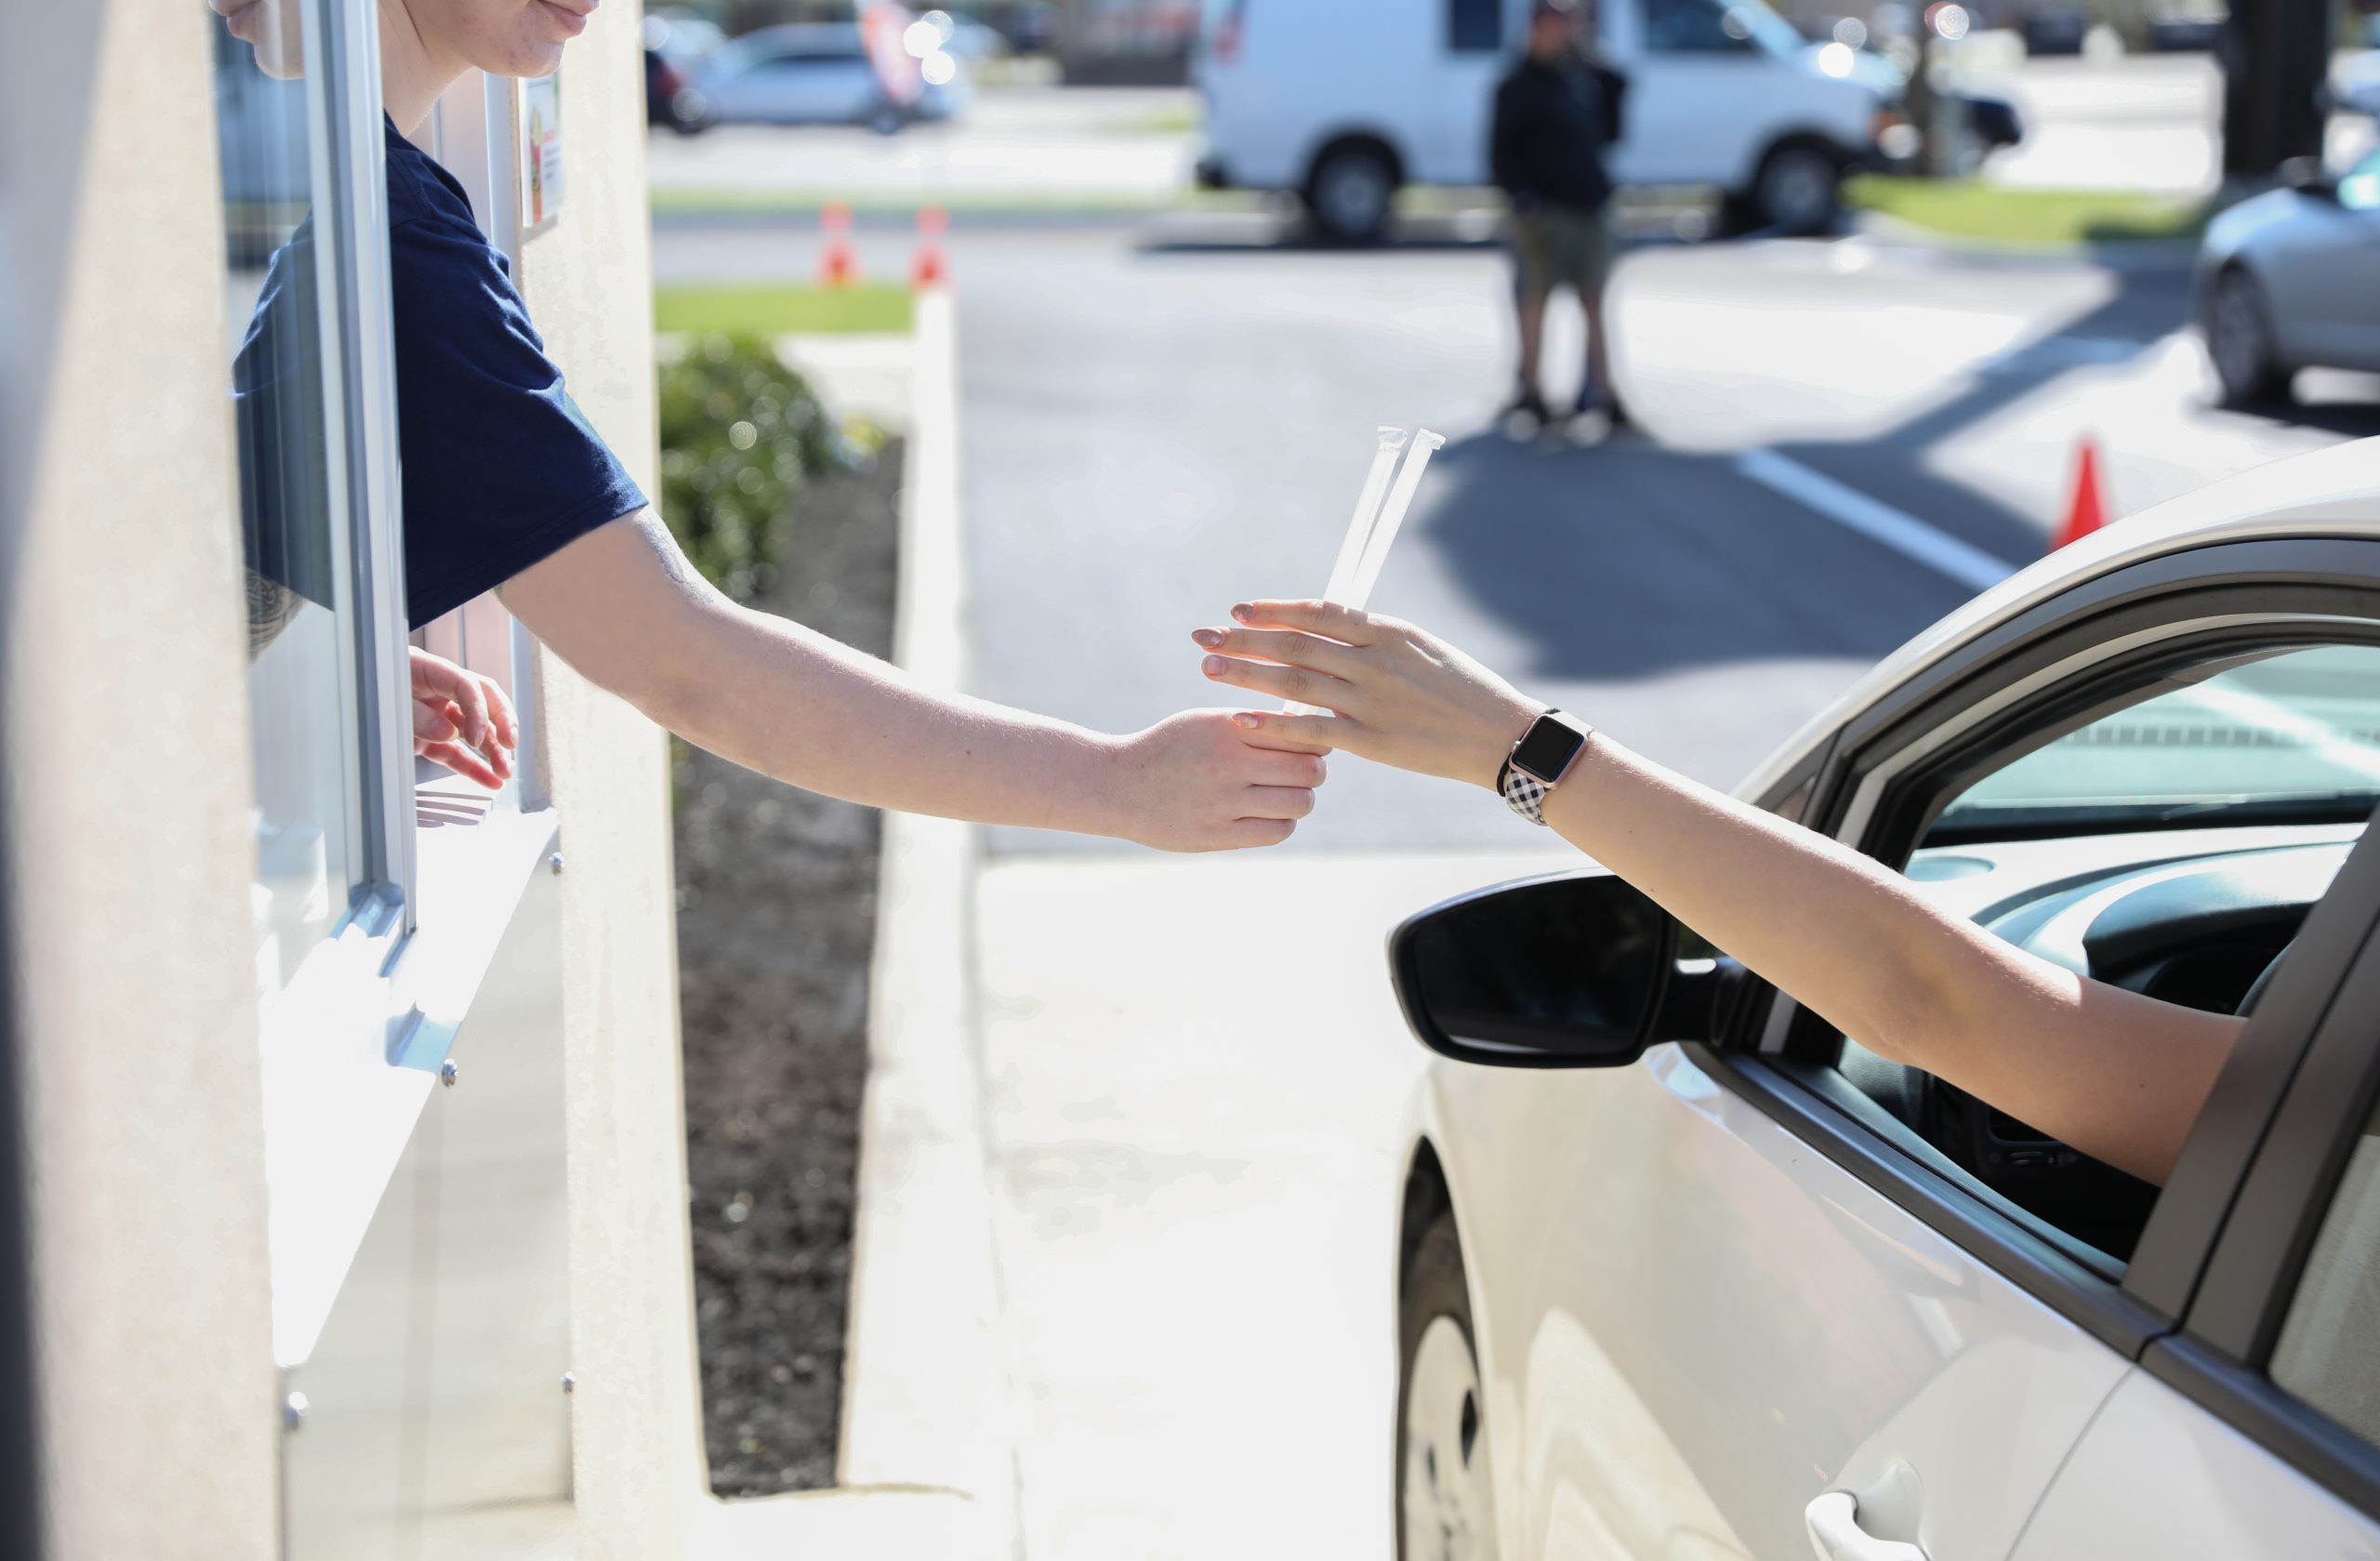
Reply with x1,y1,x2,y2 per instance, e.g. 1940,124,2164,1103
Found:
1192,599,2241,1182
499,512,1324,852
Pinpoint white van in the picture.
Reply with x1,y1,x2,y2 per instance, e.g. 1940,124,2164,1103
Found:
1194,0,1891,240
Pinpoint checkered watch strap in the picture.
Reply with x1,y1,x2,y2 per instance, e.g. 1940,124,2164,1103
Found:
1499,759,1553,825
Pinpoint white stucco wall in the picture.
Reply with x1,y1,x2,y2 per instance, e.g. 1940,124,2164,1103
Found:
0,2,284,1557
514,8,712,1554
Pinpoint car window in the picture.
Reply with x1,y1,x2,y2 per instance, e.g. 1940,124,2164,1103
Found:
1841,642,2380,1264
1928,645,2380,844
2271,1100,2380,1448
1644,0,1759,53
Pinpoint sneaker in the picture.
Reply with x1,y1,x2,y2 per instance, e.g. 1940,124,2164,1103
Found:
1501,385,1554,430
1575,382,1633,431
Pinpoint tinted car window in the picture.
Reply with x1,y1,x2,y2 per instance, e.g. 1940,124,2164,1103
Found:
1847,642,2380,1263
1644,0,1757,52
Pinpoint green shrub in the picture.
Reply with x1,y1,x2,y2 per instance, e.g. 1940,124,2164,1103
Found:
656,333,856,602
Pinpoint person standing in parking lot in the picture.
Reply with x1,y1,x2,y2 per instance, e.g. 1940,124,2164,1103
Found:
1492,0,1630,432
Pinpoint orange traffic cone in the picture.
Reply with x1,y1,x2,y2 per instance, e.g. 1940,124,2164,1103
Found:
818,202,857,289
2050,436,2109,552
909,205,948,291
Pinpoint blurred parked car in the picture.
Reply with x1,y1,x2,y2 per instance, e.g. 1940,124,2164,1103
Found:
2020,5,2089,53
644,24,719,133
2147,6,2227,50
1196,0,1894,241
2197,148,2380,404
1392,438,2380,1561
2333,48,2380,120
694,20,967,133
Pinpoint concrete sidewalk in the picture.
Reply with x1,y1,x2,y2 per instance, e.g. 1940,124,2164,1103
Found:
974,848,1559,1561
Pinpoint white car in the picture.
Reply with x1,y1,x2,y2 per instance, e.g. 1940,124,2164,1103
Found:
1195,0,1889,240
1393,437,2380,1560
2199,147,2380,405
694,22,967,133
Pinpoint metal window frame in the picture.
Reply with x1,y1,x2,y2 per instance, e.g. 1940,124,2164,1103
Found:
301,0,415,944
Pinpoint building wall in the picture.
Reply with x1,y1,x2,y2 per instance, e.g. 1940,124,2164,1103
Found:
0,2,705,1556
0,1,284,1557
514,8,712,1553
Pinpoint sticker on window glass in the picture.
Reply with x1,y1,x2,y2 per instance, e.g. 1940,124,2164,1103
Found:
518,73,562,234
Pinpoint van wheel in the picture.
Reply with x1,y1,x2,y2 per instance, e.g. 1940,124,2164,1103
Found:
1305,141,1398,244
1396,1211,1498,1561
1749,141,1842,235
2207,267,2293,406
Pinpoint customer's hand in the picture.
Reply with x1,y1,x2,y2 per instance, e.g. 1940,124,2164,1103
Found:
1104,708,1328,852
1190,601,1540,790
411,646,517,788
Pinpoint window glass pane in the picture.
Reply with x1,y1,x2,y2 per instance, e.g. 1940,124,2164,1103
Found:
1448,0,1503,51
1931,645,2380,843
2272,1101,2380,1447
212,2,360,991
1644,0,1756,51
1839,642,2378,1265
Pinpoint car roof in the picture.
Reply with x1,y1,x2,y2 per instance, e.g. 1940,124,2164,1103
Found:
1737,435,2380,800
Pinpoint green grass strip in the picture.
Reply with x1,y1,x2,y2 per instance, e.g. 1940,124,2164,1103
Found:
1844,176,2209,247
654,282,917,336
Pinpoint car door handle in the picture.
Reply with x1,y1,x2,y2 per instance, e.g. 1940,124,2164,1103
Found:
1805,1491,1929,1561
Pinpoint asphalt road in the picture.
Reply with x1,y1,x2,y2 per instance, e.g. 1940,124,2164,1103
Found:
652,214,2379,856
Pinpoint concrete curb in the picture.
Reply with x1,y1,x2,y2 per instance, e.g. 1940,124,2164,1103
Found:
833,289,1018,1554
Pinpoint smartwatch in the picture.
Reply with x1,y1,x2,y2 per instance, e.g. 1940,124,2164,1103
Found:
1497,708,1593,825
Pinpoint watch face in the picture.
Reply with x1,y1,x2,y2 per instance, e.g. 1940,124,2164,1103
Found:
1513,715,1586,783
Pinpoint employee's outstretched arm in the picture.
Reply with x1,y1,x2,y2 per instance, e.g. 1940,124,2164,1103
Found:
497,512,1323,852
1191,599,2241,1182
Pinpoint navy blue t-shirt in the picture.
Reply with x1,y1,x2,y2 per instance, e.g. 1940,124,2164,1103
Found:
235,118,647,628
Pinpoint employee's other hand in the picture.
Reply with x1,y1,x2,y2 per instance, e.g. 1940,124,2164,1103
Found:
1191,601,1539,789
1106,708,1328,852
410,646,517,789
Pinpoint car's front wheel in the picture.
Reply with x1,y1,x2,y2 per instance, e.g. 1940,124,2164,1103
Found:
1747,140,1843,235
1304,141,1398,244
2207,266,2293,405
1397,1210,1499,1561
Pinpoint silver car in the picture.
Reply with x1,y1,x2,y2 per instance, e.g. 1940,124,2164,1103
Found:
1393,439,2380,1560
2199,148,2380,405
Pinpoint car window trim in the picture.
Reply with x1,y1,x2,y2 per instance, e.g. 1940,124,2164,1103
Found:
2144,1331,2380,1524
1698,541,2380,1356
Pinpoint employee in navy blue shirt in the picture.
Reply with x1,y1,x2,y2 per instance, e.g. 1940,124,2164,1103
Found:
220,0,1322,849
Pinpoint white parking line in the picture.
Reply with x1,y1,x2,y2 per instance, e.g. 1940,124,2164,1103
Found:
1733,447,2019,595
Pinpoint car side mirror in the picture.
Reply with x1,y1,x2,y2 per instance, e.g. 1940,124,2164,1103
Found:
1389,870,1746,1069
2281,156,2340,202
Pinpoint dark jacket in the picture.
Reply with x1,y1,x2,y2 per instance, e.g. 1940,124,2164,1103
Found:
1490,53,1629,213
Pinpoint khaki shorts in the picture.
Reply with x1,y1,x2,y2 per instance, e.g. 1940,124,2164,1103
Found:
1511,204,1616,299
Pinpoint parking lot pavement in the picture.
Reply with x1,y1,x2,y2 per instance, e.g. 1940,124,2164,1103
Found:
974,850,1554,1561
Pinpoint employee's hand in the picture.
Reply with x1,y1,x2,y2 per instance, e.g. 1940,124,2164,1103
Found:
410,646,517,789
1104,709,1328,852
1190,601,1540,790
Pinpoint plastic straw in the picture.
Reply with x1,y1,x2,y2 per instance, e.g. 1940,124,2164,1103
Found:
1282,427,1439,718
1322,428,1408,606
1342,429,1444,610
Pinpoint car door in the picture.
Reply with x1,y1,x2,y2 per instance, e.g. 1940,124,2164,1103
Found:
2262,149,2380,372
720,47,874,125
1435,537,2380,1560
2006,876,2380,1556
1608,0,1775,187
1421,0,1511,184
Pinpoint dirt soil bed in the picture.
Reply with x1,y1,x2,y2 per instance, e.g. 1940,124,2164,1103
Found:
674,443,901,1497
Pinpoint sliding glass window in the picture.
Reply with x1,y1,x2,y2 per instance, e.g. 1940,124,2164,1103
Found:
209,0,412,994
